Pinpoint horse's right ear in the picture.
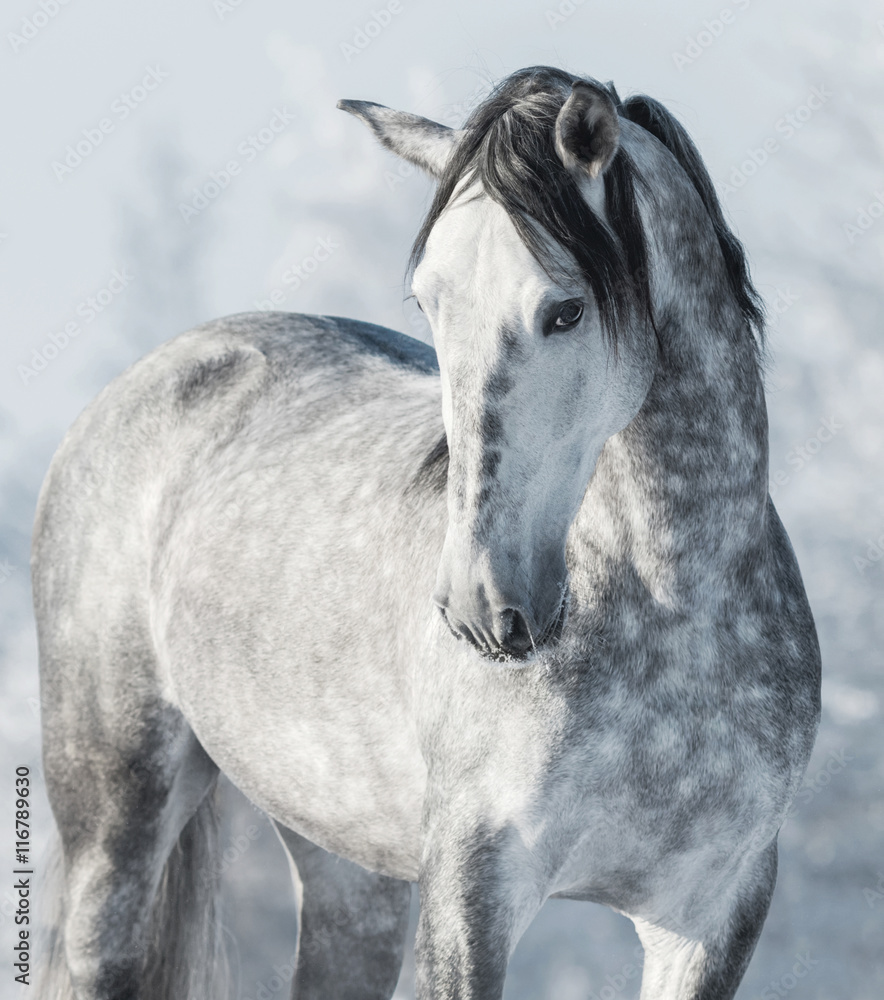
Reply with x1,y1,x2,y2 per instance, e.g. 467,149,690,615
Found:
337,100,461,179
554,81,620,180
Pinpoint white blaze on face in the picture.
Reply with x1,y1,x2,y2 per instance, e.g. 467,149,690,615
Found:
335,78,650,654
414,184,654,650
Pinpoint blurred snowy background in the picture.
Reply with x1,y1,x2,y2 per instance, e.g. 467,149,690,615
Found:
1,0,882,997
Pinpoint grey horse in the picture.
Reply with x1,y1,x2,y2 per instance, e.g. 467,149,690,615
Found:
34,66,820,1000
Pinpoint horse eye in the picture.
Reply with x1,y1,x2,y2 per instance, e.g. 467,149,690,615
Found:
553,300,584,329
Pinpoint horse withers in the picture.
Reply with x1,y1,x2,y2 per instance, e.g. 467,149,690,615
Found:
34,67,820,1000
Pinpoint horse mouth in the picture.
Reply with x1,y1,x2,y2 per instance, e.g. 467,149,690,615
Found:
439,589,570,664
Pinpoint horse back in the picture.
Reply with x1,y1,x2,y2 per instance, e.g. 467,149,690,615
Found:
32,311,443,708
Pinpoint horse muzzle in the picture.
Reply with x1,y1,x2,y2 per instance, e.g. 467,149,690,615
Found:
434,589,569,662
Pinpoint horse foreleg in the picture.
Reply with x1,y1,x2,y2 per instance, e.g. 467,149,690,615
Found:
273,823,411,1000
635,843,778,1000
414,820,546,1000
44,711,218,1000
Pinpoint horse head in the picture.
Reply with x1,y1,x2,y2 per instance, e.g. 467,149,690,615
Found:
340,68,676,660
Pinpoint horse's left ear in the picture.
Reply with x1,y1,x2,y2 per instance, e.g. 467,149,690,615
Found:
554,81,621,180
337,100,461,179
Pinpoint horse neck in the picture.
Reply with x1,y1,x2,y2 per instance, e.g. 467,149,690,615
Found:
571,313,769,613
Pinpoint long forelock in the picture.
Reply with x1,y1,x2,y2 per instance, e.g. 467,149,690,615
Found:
409,67,653,347
408,66,764,356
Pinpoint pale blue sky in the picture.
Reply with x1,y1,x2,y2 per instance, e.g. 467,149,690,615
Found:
2,0,880,444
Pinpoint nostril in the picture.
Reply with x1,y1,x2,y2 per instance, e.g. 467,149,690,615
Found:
498,607,534,658
437,606,487,652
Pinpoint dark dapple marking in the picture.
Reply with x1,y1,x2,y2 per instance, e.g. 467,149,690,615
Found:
484,365,514,397
412,434,450,494
176,350,251,407
499,326,525,361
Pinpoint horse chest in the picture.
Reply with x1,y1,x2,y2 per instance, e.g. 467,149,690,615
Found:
536,644,796,901
423,617,800,901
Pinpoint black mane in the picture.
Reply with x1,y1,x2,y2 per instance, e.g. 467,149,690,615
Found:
618,91,764,339
408,65,763,348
